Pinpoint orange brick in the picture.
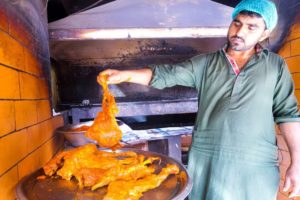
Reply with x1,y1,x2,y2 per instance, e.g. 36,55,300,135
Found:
292,73,300,89
0,167,18,200
0,8,8,32
278,42,291,58
39,79,50,99
37,100,52,122
286,23,300,41
0,65,20,99
0,30,24,70
38,116,64,144
27,118,63,154
294,90,300,104
8,13,32,48
50,116,64,137
52,115,64,129
39,120,55,144
18,150,40,180
54,134,64,152
285,56,300,73
23,48,41,76
27,123,44,153
291,38,300,56
0,101,15,137
19,72,40,99
0,129,27,176
15,100,37,130
39,135,64,166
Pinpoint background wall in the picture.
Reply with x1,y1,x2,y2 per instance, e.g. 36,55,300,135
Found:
277,12,300,200
0,1,64,199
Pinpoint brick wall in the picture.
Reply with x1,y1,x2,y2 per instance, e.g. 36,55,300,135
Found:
0,1,64,199
277,13,300,200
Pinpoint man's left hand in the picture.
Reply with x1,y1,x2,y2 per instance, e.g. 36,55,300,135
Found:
283,163,300,198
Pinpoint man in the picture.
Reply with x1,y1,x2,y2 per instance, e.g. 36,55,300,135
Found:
100,0,300,199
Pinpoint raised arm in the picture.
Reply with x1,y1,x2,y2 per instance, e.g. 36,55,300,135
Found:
99,68,152,85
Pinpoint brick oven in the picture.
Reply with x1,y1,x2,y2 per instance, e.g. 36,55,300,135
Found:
0,1,64,199
0,0,300,199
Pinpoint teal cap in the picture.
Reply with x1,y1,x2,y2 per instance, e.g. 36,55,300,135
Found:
232,0,278,30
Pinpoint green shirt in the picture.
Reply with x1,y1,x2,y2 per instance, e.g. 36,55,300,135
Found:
150,49,300,199
150,49,300,160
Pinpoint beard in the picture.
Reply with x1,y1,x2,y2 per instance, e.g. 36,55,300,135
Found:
228,35,255,51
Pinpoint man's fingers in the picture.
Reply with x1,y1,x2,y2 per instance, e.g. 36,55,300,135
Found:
98,70,121,84
289,182,300,198
107,75,122,84
100,69,114,75
283,177,291,192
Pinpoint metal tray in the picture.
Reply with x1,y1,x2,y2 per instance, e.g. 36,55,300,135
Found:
16,148,192,200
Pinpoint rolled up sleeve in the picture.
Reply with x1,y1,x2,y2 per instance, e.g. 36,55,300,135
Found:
273,60,300,123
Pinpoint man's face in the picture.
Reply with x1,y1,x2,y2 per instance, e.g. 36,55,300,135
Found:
227,13,270,51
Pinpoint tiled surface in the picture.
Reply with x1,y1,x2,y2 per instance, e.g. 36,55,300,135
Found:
0,65,20,99
18,149,41,180
0,2,65,199
0,129,27,176
8,11,33,49
292,73,300,89
0,8,8,32
0,30,24,70
19,72,40,99
0,167,18,200
285,56,300,73
0,101,15,137
286,23,300,41
37,100,51,122
291,38,300,56
24,48,41,76
278,42,291,58
39,79,50,99
15,100,37,130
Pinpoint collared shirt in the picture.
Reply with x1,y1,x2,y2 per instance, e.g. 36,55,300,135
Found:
149,46,298,199
222,43,264,76
150,47,300,162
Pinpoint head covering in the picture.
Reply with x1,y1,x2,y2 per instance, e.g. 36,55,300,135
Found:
232,0,278,30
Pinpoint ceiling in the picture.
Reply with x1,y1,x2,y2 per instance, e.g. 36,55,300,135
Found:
47,0,242,23
47,0,300,67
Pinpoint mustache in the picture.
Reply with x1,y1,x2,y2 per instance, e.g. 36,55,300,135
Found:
230,36,245,42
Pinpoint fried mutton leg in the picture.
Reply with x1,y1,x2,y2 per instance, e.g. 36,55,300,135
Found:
85,74,122,149
91,156,160,190
103,164,180,200
43,144,138,181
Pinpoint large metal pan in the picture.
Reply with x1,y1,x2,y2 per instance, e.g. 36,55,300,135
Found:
16,148,192,200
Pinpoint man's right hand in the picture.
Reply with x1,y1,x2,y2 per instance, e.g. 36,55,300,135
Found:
98,68,153,86
99,69,130,84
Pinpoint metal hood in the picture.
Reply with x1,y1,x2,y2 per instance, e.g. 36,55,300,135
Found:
48,0,233,66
